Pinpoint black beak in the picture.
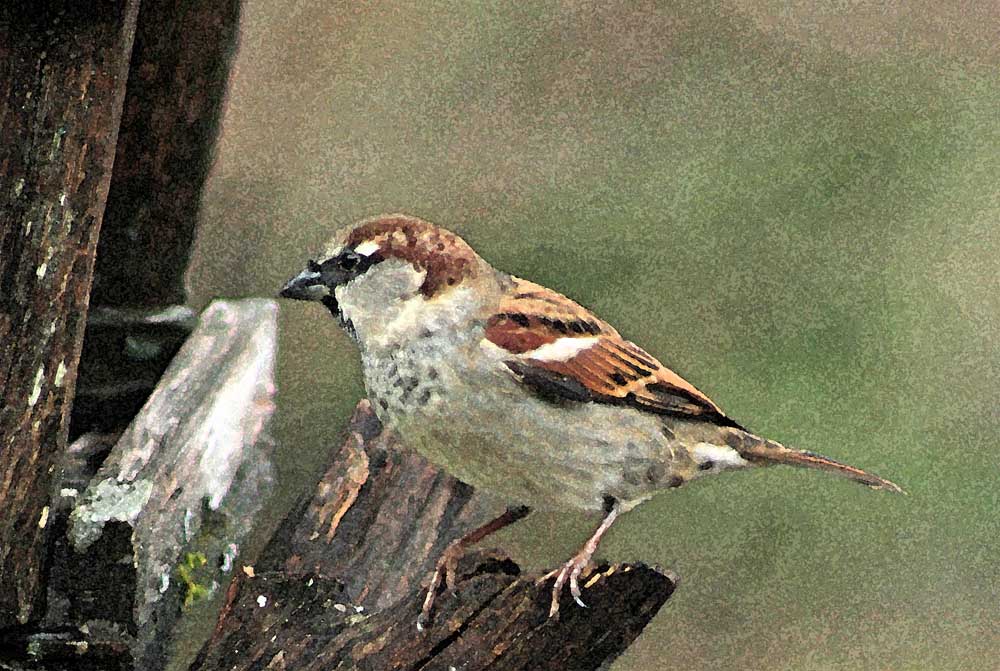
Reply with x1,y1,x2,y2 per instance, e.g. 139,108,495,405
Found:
278,267,326,301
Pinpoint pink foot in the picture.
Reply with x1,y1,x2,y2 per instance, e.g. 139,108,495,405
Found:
541,497,621,618
543,550,594,617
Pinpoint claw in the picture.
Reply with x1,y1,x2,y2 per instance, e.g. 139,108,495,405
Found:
416,505,532,629
536,567,559,585
417,542,458,629
543,498,621,619
548,562,568,617
548,583,562,618
570,564,586,601
546,554,592,617
570,568,587,608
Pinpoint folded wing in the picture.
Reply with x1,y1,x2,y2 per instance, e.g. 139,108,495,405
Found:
485,278,740,428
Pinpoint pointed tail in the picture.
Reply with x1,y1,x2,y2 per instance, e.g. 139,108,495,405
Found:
735,434,904,493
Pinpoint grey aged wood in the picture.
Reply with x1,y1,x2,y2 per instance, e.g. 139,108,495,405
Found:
0,0,142,628
62,299,277,670
192,401,678,671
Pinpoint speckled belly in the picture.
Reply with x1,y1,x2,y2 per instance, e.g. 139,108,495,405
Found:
360,336,701,512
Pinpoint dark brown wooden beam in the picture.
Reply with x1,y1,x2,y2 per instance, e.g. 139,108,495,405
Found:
0,0,142,628
90,0,243,309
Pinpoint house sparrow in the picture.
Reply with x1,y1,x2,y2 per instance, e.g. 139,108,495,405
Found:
280,213,902,627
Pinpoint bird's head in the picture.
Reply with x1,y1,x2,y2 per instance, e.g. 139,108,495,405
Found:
280,214,498,346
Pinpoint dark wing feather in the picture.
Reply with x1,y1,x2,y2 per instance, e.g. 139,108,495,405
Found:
485,278,740,427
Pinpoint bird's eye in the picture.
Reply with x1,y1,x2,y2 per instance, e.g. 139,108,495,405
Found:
307,259,321,273
339,252,360,271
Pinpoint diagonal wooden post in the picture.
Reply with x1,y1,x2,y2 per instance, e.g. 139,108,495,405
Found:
73,0,244,439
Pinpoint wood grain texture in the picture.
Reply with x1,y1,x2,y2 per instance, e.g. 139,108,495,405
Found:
0,0,141,627
192,401,677,671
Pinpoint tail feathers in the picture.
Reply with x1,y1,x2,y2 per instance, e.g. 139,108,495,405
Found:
736,436,904,493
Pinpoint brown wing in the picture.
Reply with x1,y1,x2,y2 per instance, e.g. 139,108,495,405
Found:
485,278,739,427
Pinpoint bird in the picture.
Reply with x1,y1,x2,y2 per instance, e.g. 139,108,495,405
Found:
279,213,902,628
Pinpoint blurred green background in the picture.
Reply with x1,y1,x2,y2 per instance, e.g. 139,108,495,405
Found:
185,1,999,669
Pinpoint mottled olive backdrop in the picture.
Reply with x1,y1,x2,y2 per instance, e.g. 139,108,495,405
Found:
185,2,999,669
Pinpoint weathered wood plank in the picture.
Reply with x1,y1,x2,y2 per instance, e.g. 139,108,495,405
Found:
64,299,278,669
192,401,677,671
0,0,142,628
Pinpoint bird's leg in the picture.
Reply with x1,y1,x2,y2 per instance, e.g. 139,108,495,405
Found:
417,504,531,630
543,496,621,617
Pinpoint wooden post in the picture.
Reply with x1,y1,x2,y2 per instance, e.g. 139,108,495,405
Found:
2,2,251,667
192,402,677,670
0,0,142,628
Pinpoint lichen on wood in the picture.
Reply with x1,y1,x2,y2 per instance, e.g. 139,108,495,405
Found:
60,299,278,669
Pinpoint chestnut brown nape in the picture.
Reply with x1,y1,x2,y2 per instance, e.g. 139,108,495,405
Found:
345,215,481,297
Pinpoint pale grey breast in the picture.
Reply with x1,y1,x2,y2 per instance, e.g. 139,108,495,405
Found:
361,326,702,512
